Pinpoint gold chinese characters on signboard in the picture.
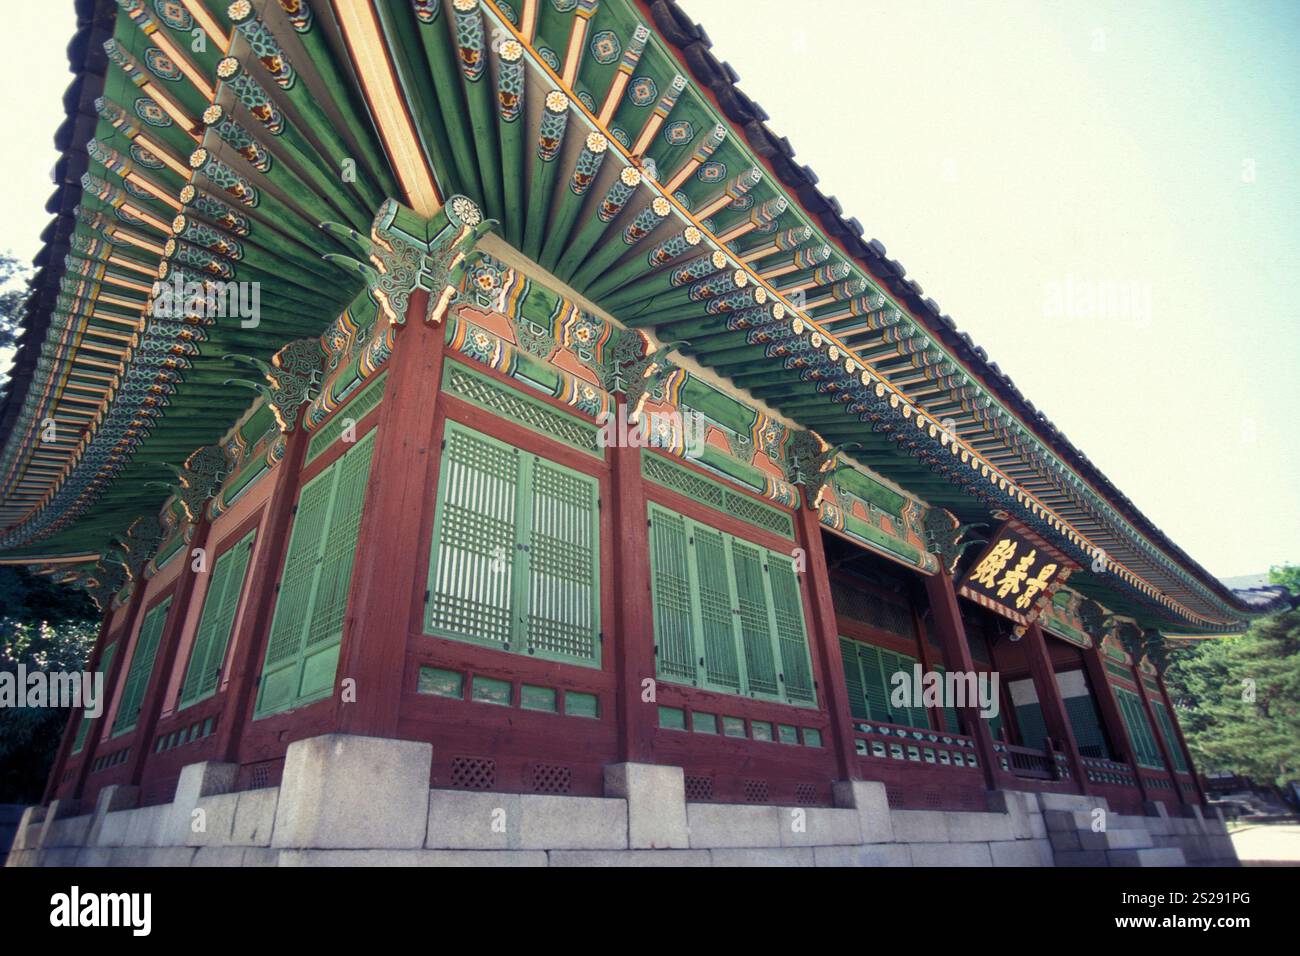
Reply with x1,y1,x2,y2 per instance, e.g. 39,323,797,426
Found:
958,526,1068,626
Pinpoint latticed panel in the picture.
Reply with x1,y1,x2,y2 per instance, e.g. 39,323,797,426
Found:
643,452,727,509
684,775,714,802
1064,694,1110,759
830,578,915,639
199,533,254,698
1151,700,1189,773
856,642,892,723
694,525,742,692
449,756,497,790
839,637,870,720
72,641,115,753
767,556,815,704
256,465,333,718
641,452,793,537
648,507,696,684
933,665,963,734
523,457,600,663
181,530,255,707
723,489,793,538
305,372,387,464
442,360,600,454
113,599,171,735
304,432,373,653
530,763,573,794
179,542,235,707
1015,701,1050,750
426,424,519,649
730,541,778,697
742,779,770,803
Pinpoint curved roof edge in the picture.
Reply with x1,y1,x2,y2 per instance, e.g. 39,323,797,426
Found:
644,0,1284,620
0,0,114,451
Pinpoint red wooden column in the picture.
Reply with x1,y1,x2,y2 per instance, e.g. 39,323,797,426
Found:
215,421,311,764
793,504,859,782
923,568,1000,790
43,606,113,804
71,580,146,802
1081,640,1150,803
1133,664,1185,807
610,442,656,763
1023,622,1090,793
125,518,213,788
1155,667,1208,805
335,290,443,738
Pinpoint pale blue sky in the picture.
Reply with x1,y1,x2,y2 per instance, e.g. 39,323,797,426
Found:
1,2,1296,579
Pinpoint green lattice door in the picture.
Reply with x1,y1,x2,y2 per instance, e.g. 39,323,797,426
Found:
178,529,256,709
112,599,172,736
1114,686,1165,769
425,422,600,665
1150,698,1190,773
255,431,376,718
648,504,814,706
71,641,116,754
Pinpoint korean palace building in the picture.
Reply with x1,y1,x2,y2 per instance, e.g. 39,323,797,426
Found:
3,0,1289,867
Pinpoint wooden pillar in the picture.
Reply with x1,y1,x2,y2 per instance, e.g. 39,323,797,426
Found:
214,420,311,765
793,503,858,782
610,442,655,763
126,518,213,788
1023,622,1090,793
43,606,113,805
71,580,146,802
923,568,1000,791
335,291,443,737
1155,666,1208,805
1081,641,1150,802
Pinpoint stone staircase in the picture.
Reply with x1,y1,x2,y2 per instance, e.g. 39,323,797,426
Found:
1041,793,1235,866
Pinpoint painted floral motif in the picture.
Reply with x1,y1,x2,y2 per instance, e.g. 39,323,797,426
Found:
590,30,621,64
537,47,560,71
153,0,193,30
629,75,657,106
134,97,172,127
663,120,694,145
551,0,578,11
145,48,182,81
697,161,727,183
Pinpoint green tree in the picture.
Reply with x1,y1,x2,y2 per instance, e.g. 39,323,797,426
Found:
0,567,99,803
0,250,32,405
1163,565,1300,787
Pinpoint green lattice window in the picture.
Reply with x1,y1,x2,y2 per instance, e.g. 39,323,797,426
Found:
71,641,116,754
838,636,927,728
305,372,387,464
641,452,794,538
111,600,172,737
1150,698,1190,773
424,421,601,666
178,529,256,710
1113,685,1165,770
255,430,376,718
650,503,814,705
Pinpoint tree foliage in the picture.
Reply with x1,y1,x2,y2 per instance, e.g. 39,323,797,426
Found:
1163,565,1300,787
0,567,99,803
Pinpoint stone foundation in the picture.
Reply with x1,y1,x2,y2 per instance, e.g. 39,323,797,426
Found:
6,734,1235,868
